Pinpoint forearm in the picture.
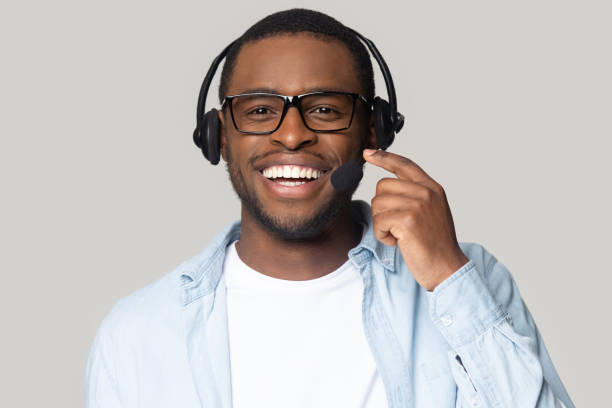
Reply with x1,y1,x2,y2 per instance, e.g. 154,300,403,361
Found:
427,259,574,407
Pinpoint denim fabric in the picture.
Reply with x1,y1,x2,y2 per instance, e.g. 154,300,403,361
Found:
85,200,574,408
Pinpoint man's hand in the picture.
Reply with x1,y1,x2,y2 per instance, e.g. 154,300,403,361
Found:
363,149,470,291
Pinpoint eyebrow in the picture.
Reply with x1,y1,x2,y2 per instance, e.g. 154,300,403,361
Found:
229,86,354,96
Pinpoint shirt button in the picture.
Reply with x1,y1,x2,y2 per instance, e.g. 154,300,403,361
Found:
471,395,479,406
440,314,453,326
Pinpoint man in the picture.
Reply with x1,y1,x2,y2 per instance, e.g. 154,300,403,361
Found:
85,8,575,408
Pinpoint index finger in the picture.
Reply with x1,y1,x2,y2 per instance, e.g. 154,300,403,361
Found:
363,149,434,184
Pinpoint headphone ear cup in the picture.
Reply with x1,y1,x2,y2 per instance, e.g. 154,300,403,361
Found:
200,109,221,165
372,97,395,150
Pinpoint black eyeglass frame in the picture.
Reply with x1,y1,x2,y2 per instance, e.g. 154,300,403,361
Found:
222,91,371,135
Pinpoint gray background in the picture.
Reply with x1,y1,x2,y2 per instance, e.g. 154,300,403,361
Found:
1,0,609,406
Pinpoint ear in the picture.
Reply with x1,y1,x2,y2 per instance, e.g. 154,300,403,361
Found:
366,111,377,149
358,113,377,166
218,109,228,162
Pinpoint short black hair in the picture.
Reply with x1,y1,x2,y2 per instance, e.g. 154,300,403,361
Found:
218,8,375,104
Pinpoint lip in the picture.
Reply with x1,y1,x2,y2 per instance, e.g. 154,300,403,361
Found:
257,168,331,199
253,153,333,199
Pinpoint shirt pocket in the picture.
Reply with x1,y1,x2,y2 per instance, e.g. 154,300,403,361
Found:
419,351,458,407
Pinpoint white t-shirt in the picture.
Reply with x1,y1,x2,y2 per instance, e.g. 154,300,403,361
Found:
223,241,388,408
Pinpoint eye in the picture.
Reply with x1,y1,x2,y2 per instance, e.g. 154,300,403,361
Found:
312,106,335,114
248,107,272,115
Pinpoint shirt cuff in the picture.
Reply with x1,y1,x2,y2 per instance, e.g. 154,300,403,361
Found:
426,259,507,348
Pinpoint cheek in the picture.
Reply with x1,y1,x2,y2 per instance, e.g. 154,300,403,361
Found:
225,132,256,165
314,143,358,169
326,133,366,162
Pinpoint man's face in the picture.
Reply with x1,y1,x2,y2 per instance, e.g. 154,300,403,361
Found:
220,33,375,240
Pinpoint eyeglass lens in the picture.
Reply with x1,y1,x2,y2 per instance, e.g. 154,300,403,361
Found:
230,93,355,133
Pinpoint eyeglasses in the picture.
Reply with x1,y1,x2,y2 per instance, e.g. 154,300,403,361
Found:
222,91,371,135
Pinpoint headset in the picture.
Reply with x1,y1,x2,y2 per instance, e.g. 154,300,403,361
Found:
193,27,404,165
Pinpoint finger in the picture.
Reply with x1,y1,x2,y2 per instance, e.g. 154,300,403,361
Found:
363,149,434,184
371,194,420,217
376,232,397,247
375,178,433,199
372,209,414,244
371,211,398,246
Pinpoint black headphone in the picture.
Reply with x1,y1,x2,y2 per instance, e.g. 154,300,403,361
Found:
193,28,404,165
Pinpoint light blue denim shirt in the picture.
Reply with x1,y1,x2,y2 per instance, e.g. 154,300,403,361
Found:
85,201,574,408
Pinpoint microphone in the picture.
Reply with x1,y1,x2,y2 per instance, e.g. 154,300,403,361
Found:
330,161,363,193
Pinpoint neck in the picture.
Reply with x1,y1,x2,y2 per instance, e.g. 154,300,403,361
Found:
235,203,362,281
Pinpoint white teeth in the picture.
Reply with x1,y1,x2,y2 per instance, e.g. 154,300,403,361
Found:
262,165,324,180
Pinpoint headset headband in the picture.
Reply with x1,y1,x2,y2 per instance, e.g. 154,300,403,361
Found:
195,41,236,130
345,28,399,124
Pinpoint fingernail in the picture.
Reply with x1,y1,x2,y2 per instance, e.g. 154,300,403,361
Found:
364,149,376,156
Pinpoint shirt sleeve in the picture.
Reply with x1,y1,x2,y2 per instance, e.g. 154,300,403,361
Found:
426,254,575,408
85,325,122,408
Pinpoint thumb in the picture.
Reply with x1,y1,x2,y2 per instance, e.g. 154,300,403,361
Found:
363,148,380,162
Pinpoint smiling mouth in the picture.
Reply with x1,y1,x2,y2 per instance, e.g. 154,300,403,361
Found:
260,164,329,187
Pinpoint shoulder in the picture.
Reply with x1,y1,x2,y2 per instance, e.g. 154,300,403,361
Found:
93,267,185,350
94,221,241,344
88,251,216,370
458,241,498,272
458,241,521,308
458,241,510,279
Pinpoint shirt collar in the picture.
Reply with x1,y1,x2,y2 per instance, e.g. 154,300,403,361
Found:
349,200,397,272
179,200,396,304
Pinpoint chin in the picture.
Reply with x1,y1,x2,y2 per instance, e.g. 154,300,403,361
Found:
246,193,350,241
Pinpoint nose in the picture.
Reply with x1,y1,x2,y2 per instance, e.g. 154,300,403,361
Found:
269,106,316,150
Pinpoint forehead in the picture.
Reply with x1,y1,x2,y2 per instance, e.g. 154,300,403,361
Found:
226,33,363,96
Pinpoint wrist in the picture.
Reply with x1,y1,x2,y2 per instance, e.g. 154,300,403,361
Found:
428,250,470,292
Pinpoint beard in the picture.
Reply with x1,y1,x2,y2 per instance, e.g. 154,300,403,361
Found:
225,148,353,241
